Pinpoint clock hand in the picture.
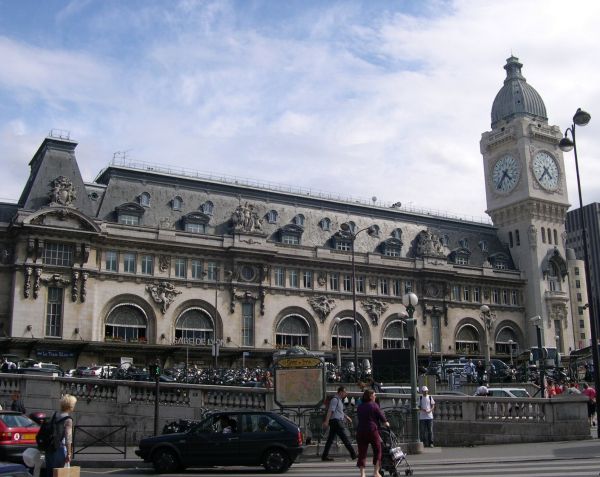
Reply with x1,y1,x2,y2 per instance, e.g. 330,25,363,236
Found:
497,171,508,188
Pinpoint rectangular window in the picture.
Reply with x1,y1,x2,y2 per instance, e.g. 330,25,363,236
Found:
455,255,468,265
119,214,139,226
356,276,365,294
577,292,582,302
282,234,299,245
274,267,285,287
511,290,518,305
473,287,481,303
123,253,136,274
492,288,500,304
580,319,585,328
579,306,585,316
515,230,520,246
404,280,413,294
379,278,389,295
553,229,558,244
191,259,203,279
105,250,118,272
329,273,339,291
207,261,219,281
141,255,154,275
289,269,299,288
542,228,546,243
431,315,441,353
575,267,580,275
336,241,351,251
576,279,581,288
185,223,206,234
463,286,471,302
509,231,514,248
451,285,460,301
502,289,509,305
303,271,313,288
45,286,63,337
242,303,254,347
175,258,187,278
44,242,73,267
343,275,352,292
392,279,402,296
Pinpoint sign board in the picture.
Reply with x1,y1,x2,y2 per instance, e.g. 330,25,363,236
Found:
273,356,325,408
372,349,411,382
36,350,75,359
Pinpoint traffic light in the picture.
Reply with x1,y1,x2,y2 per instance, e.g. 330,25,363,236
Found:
149,363,161,378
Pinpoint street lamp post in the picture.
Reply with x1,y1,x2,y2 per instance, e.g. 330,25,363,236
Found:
402,291,423,454
479,305,496,379
559,108,600,438
508,339,514,366
531,316,545,398
334,317,342,368
340,223,375,381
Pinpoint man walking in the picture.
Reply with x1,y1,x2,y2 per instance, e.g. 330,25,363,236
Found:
321,386,357,461
463,359,476,383
419,386,435,448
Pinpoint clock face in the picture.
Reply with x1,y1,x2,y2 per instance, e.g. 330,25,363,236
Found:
492,154,520,193
533,151,559,191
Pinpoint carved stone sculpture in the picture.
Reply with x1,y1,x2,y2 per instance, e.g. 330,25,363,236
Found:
146,281,181,314
308,295,336,323
231,202,263,233
159,255,170,272
81,272,88,302
33,268,42,298
72,270,79,302
24,267,32,298
361,298,388,325
49,176,77,207
415,229,445,257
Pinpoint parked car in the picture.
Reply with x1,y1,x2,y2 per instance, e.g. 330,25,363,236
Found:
0,411,40,461
0,463,31,477
379,386,412,394
135,410,303,473
483,387,531,398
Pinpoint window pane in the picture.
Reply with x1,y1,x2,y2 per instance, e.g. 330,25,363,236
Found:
207,261,219,281
45,286,63,337
123,253,136,273
141,255,154,275
175,258,187,278
242,303,254,346
105,250,118,272
191,259,203,279
44,243,73,266
274,267,285,287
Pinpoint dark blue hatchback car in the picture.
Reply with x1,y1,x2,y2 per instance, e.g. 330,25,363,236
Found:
136,411,303,473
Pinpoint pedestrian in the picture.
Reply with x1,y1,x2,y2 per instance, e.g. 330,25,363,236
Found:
581,383,597,427
45,394,77,477
262,371,273,390
356,389,389,477
367,377,383,393
475,360,485,384
418,386,435,448
566,381,581,395
463,359,476,383
10,390,26,414
321,386,357,462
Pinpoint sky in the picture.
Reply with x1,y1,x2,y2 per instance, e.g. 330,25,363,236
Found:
1,0,599,222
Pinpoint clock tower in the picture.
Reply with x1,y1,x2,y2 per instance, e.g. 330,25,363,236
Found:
480,56,575,352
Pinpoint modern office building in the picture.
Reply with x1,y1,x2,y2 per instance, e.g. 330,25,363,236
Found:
0,57,587,370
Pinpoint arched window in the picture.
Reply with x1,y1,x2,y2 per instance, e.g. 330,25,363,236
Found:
175,308,214,343
369,225,380,237
266,210,278,224
495,326,518,355
105,304,147,343
548,262,561,292
440,234,450,247
455,324,479,355
276,315,310,349
319,217,331,231
139,192,151,207
201,201,214,215
293,214,305,227
172,196,183,211
383,320,408,349
479,240,488,252
331,318,363,351
392,228,403,240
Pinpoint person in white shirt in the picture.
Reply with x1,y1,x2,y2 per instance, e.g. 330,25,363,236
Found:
418,386,435,448
463,359,476,383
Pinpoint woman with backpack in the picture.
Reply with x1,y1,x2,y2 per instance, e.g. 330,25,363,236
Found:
44,394,77,477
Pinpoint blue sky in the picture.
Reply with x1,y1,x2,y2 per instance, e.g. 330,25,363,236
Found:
1,0,599,220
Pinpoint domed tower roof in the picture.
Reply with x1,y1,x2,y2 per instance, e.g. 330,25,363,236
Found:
491,56,547,128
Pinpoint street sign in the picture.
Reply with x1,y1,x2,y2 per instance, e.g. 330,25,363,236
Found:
273,355,325,408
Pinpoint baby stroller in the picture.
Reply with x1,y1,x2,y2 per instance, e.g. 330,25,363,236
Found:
379,427,413,476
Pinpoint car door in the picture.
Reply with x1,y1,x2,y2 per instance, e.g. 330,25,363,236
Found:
237,413,286,465
181,414,240,467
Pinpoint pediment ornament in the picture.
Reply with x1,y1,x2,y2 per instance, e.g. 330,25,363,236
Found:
49,176,77,207
308,295,336,323
146,281,182,314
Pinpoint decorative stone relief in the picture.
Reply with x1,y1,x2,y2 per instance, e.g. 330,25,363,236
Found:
415,229,445,257
308,295,336,323
548,303,568,328
24,267,32,298
528,224,537,249
72,271,79,302
40,273,70,288
49,176,77,207
159,217,172,229
0,247,12,264
317,274,326,287
231,202,263,233
424,281,442,299
159,255,170,272
361,298,388,325
146,281,181,314
423,302,448,327
81,272,88,302
230,287,265,315
33,268,42,298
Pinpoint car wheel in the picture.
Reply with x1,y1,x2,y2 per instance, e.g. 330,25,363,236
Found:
263,448,290,473
152,448,181,473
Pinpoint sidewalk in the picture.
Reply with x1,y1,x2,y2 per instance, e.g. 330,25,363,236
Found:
72,439,600,469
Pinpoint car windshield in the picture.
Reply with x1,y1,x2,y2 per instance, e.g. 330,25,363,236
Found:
0,414,37,428
510,390,530,397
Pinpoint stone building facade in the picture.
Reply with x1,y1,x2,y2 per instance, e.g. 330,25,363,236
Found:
0,57,586,370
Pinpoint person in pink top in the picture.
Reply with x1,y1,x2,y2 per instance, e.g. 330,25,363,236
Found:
581,382,597,426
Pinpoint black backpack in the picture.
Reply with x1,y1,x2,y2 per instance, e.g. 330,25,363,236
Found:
36,413,71,452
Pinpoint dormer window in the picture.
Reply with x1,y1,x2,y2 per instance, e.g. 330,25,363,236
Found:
381,238,403,257
279,224,304,245
293,214,305,226
266,210,279,224
116,202,144,226
391,228,403,240
369,225,380,237
183,211,210,234
342,221,357,234
332,232,352,251
489,252,511,270
459,238,469,249
479,240,489,253
455,253,469,265
320,217,331,231
201,201,214,215
139,192,151,207
440,234,450,247
172,196,183,211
